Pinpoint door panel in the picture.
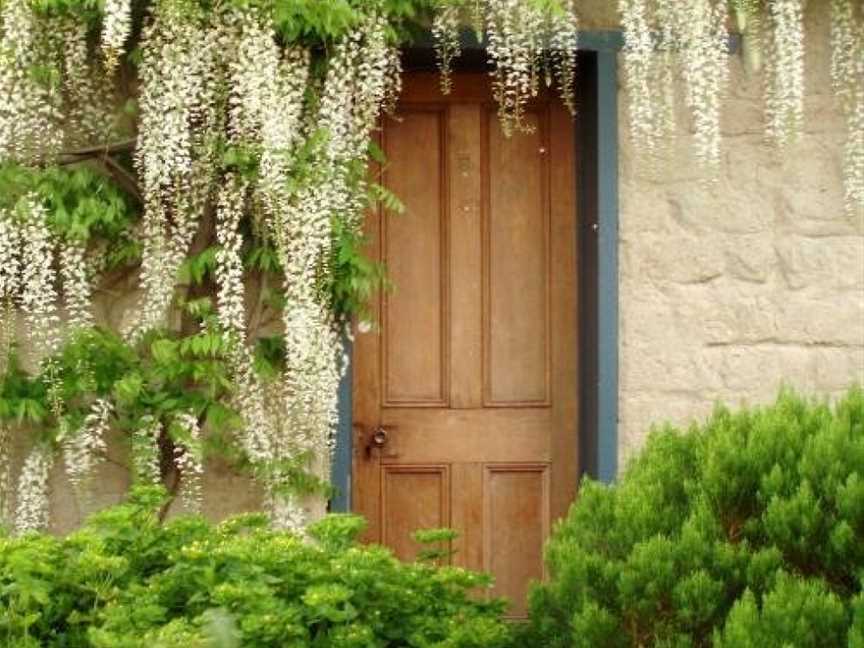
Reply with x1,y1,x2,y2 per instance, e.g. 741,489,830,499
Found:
382,465,450,561
353,72,578,617
486,111,551,406
484,464,549,615
382,109,448,407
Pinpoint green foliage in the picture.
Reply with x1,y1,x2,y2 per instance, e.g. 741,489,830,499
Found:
0,356,50,429
0,488,513,647
181,0,439,45
413,527,458,565
25,0,441,46
0,163,140,266
318,149,403,321
29,0,102,24
325,212,389,321
523,387,864,648
0,322,329,497
179,246,220,286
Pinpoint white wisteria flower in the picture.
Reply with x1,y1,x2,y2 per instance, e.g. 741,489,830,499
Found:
101,0,132,73
62,18,120,148
0,208,20,372
732,0,765,74
431,1,580,134
765,0,806,148
486,0,545,134
132,416,162,486
129,8,219,339
0,0,62,162
63,399,112,493
19,196,61,361
60,239,94,330
0,424,11,526
549,0,580,116
433,4,462,95
830,0,864,213
214,178,278,466
680,0,728,171
620,0,665,162
174,411,204,513
620,0,729,171
14,444,54,535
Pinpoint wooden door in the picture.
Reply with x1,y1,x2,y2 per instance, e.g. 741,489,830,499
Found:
353,72,578,616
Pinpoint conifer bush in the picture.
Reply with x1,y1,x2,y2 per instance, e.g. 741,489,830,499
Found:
524,388,864,648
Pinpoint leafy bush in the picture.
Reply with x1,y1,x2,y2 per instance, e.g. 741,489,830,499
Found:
524,388,864,648
0,487,513,647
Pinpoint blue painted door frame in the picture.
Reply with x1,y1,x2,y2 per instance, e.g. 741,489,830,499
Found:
583,32,622,485
331,32,622,513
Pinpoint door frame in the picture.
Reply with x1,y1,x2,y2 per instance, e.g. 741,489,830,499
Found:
330,31,623,513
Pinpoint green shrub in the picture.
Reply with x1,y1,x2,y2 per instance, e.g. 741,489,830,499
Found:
0,487,513,647
524,387,864,648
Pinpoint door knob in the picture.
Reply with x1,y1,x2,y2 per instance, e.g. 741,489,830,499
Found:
371,426,389,448
364,425,396,459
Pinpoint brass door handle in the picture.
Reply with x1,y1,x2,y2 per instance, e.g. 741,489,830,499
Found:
370,426,389,448
364,425,397,459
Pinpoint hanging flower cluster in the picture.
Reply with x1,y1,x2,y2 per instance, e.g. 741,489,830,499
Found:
620,0,664,162
132,416,162,486
618,0,862,208
13,444,54,534
731,0,765,74
620,0,729,170
218,9,314,527
101,0,133,73
831,0,864,214
206,7,400,528
61,18,122,149
0,0,63,163
432,0,580,134
0,424,11,526
129,5,219,339
682,0,729,170
214,177,279,474
173,411,204,512
20,196,61,361
0,208,20,373
59,240,94,330
433,4,462,95
0,212,16,528
764,0,806,148
62,398,112,493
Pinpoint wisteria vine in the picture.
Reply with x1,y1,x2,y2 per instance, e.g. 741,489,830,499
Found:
433,0,580,134
619,0,863,209
0,0,860,536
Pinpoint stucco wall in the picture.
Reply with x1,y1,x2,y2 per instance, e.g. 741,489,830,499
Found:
616,7,864,463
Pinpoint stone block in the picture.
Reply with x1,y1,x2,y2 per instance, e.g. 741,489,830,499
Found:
773,295,864,346
776,236,864,291
724,234,777,284
692,283,779,345
813,347,864,391
627,233,725,285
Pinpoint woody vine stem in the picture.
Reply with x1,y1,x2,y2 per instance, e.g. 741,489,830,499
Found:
0,0,860,534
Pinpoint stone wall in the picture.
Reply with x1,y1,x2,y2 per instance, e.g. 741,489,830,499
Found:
616,7,864,463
